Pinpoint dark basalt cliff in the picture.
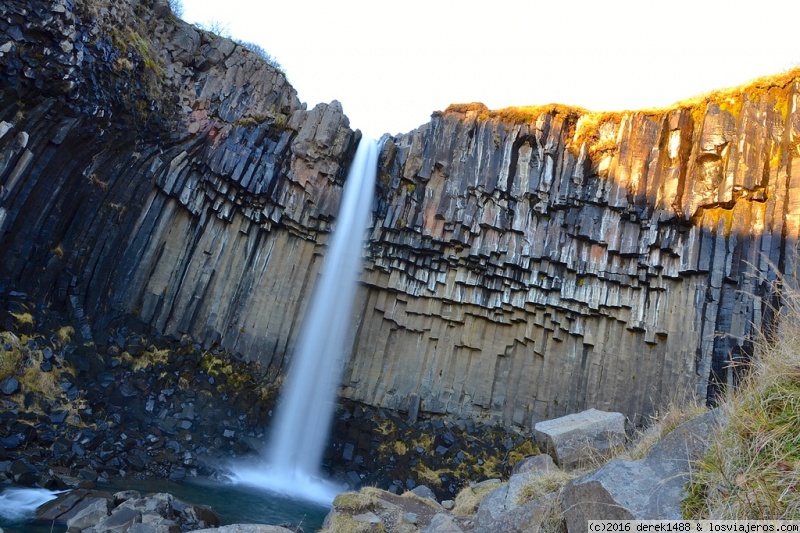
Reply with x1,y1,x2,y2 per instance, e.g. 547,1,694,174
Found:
2,0,798,429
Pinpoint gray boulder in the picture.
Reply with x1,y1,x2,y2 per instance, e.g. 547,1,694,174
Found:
420,513,465,533
129,521,181,533
0,376,19,395
512,453,557,475
534,409,626,468
65,496,111,530
562,409,718,533
88,506,142,532
473,493,556,533
473,466,560,533
475,483,510,525
411,484,439,503
194,526,295,533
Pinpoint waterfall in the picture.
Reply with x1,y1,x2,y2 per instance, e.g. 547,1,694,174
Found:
0,487,65,521
231,137,379,504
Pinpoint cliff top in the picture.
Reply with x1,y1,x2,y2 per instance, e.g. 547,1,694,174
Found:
440,67,800,156
442,66,800,124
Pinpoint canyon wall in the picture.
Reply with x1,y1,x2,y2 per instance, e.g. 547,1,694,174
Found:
2,0,799,429
350,93,799,426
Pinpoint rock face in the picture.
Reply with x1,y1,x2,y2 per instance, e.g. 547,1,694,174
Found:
1,0,799,430
0,0,358,378
347,90,799,428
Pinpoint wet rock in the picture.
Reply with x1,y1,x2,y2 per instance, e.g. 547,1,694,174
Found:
37,489,94,521
9,458,39,485
0,434,23,450
49,410,68,424
180,502,221,528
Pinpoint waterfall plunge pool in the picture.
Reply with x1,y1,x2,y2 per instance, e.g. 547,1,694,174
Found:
0,478,331,533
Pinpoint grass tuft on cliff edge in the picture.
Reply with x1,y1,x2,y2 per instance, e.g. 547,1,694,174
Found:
441,66,800,161
684,284,800,519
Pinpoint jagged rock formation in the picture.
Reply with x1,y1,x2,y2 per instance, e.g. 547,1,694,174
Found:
0,0,359,377
2,0,799,431
346,88,799,426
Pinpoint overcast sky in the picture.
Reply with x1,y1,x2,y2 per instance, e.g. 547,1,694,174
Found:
180,0,800,139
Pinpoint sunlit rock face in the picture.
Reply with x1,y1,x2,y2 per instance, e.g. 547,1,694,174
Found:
350,92,798,427
1,0,799,429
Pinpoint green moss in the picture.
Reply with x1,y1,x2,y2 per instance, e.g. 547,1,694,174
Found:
415,462,444,487
507,440,540,469
10,312,34,326
273,113,288,130
682,475,709,519
131,347,171,371
234,116,263,127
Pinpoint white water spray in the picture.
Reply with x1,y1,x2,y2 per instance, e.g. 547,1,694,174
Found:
0,487,65,521
232,138,379,504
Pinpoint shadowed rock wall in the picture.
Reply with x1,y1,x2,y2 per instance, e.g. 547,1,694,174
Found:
2,0,799,429
0,0,359,377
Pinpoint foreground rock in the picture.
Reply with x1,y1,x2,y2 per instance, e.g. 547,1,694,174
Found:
195,526,295,533
37,489,221,531
534,409,626,468
322,486,448,532
322,454,568,533
561,410,718,531
323,409,717,532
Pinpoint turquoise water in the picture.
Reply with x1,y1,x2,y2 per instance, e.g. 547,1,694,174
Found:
0,479,330,532
112,477,331,530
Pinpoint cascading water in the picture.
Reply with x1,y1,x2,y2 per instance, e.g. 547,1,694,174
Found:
231,137,380,504
0,487,65,522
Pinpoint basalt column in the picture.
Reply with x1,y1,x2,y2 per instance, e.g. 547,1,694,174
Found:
345,88,799,427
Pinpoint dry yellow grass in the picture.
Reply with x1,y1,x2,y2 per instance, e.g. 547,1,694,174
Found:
684,284,800,519
441,66,800,160
517,469,577,505
625,397,709,461
451,479,502,517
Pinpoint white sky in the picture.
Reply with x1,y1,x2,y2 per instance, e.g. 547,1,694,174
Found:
180,0,800,139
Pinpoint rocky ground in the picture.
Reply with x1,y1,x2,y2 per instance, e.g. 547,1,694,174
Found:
0,289,539,530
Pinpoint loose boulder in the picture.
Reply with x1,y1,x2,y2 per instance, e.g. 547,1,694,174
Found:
0,376,19,395
194,527,295,533
65,497,112,530
534,409,626,468
561,409,718,533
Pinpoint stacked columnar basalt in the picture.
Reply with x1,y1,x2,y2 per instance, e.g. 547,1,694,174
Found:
353,90,799,426
1,0,799,430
